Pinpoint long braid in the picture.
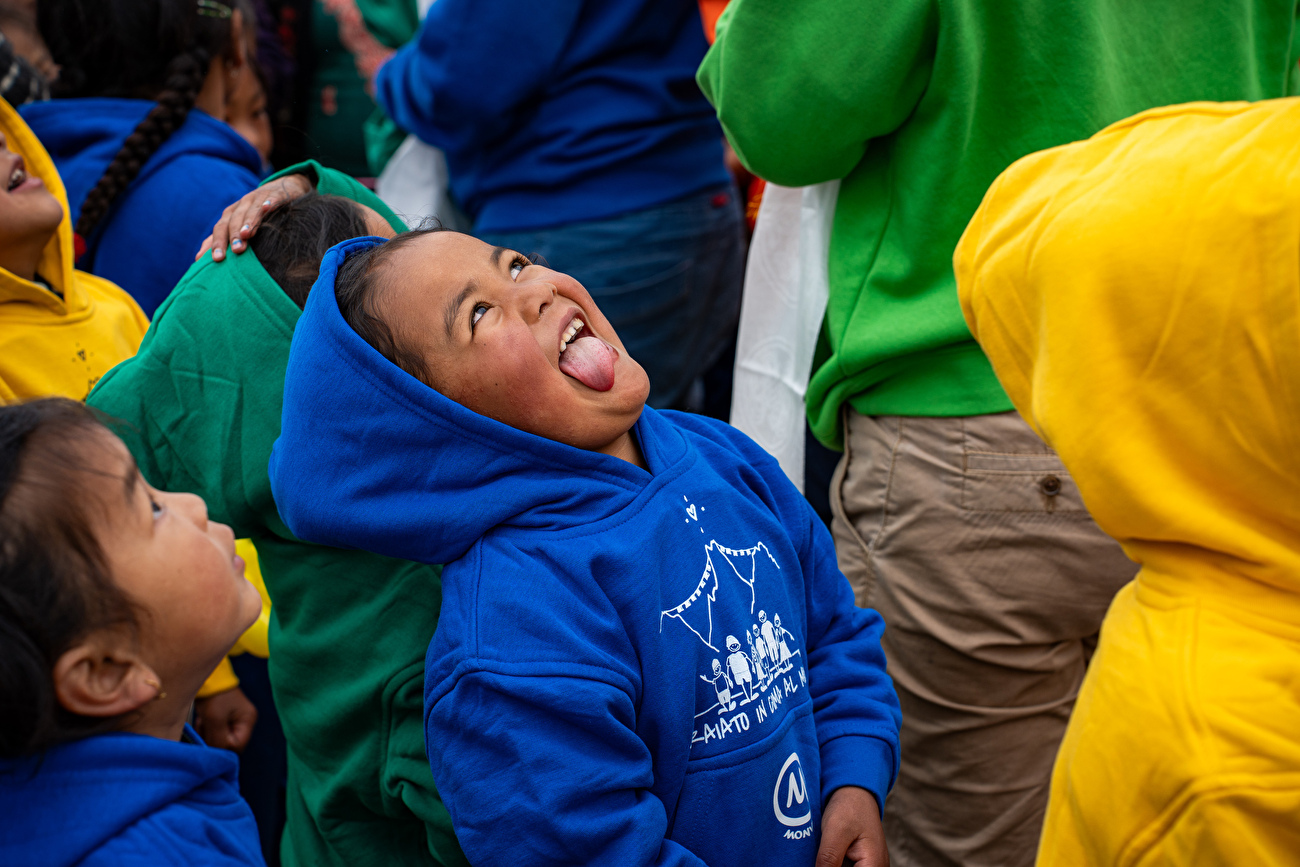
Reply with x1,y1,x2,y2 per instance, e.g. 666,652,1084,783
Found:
73,46,211,243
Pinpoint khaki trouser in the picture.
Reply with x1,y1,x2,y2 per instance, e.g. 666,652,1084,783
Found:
830,411,1137,867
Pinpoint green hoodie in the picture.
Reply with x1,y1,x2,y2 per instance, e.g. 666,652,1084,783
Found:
88,163,468,867
698,0,1300,448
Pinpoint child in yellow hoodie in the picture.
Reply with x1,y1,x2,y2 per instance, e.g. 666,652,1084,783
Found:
955,98,1300,865
0,97,147,403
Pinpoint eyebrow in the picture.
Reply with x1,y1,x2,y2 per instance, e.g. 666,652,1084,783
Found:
444,280,477,340
441,247,510,340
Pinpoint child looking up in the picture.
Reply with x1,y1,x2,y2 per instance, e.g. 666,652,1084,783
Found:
0,397,265,866
88,182,470,867
0,97,147,403
268,231,902,867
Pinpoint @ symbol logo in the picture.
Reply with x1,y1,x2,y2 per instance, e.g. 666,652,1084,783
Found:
773,752,811,827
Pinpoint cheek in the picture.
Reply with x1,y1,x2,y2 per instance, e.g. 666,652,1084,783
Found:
457,331,562,417
158,534,256,652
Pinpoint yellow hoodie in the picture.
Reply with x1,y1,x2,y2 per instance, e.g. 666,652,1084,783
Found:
0,98,147,403
955,99,1300,866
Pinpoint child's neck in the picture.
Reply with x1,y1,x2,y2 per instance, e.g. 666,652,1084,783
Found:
0,237,45,283
598,430,647,471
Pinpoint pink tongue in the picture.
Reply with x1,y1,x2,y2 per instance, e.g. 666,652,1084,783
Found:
559,334,617,391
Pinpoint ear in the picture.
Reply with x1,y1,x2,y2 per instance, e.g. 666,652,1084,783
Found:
52,633,161,719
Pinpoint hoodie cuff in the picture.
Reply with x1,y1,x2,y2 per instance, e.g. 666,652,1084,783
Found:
820,734,897,817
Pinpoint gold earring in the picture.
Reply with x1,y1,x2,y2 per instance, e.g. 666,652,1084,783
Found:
144,677,167,700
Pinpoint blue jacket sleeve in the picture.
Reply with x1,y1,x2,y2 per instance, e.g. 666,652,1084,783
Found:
374,0,584,154
426,661,708,867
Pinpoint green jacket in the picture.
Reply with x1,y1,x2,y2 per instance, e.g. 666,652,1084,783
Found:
698,0,1300,448
88,162,468,867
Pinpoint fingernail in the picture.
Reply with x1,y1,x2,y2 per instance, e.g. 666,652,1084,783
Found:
232,239,243,250
213,249,223,261
262,200,273,208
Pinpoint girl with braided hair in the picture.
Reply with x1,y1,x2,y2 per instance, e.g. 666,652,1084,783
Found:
20,0,264,316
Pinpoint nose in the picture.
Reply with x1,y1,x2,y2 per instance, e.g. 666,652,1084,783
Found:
514,274,556,321
173,490,210,529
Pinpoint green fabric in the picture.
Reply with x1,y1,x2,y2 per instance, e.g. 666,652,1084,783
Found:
364,106,409,177
88,163,468,867
698,0,1300,449
307,0,420,177
265,159,404,225
355,0,420,48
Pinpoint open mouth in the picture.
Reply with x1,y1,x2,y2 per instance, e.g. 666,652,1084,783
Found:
558,315,586,354
7,158,27,192
557,311,619,392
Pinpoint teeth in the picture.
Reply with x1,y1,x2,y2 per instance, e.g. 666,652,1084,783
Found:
8,168,23,190
558,318,584,353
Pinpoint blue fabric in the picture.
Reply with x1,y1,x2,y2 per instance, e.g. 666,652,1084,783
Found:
374,0,731,233
21,98,265,316
480,186,745,410
0,726,265,866
268,238,901,867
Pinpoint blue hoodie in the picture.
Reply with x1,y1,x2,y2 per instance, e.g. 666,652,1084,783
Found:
374,0,730,233
267,237,901,866
0,726,265,866
21,98,264,316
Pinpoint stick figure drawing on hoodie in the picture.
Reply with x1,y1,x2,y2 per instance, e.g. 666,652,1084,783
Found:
268,229,902,867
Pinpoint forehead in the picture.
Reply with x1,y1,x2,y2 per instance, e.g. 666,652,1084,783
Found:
383,232,496,303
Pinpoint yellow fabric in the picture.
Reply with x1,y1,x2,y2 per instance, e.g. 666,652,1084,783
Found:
197,656,241,699
0,99,148,403
197,539,272,697
230,538,271,659
955,99,1300,866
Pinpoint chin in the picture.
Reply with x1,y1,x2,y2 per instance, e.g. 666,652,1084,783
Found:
615,360,651,409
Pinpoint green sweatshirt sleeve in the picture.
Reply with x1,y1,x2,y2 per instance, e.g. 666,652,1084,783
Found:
697,0,938,186
267,160,408,234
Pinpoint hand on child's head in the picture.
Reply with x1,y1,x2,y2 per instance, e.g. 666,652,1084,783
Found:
339,231,651,454
0,400,262,753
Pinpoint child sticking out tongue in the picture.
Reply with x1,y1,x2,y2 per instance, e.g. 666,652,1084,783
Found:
560,327,619,392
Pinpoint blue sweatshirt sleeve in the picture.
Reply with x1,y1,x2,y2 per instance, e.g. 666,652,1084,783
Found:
426,661,708,867
375,0,584,155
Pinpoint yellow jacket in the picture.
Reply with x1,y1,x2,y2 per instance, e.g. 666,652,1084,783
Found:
0,98,148,403
955,99,1300,866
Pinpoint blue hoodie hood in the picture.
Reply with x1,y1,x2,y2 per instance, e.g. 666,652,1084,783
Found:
20,98,264,316
269,236,900,867
0,727,264,866
270,236,661,565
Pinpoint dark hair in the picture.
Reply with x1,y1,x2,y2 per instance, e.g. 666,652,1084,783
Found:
38,0,239,242
334,227,448,388
249,192,370,309
0,399,141,757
